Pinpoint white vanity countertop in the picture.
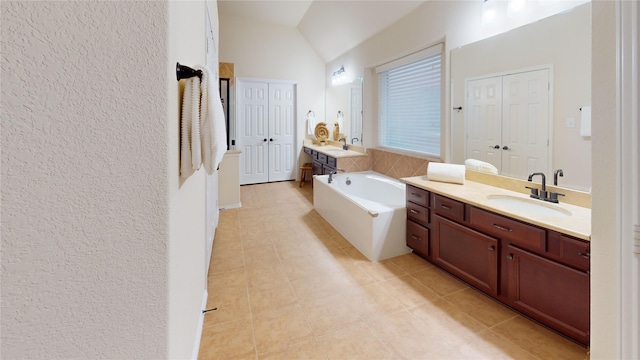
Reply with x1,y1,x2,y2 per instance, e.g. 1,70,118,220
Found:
402,176,591,241
303,143,367,158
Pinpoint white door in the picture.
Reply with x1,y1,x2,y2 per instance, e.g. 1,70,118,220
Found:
237,80,296,185
238,81,269,184
501,69,549,179
466,76,503,169
350,85,363,144
267,83,296,182
465,69,550,179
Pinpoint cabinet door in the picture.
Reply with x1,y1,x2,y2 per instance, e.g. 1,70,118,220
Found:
312,161,322,175
505,245,590,345
433,215,498,296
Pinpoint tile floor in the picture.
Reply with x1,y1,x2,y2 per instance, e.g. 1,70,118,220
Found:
199,181,590,360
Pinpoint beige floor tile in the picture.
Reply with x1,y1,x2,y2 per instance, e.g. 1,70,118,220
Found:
357,259,408,282
205,285,251,325
207,268,247,293
317,321,394,360
491,317,589,360
337,246,370,266
300,290,363,336
354,282,406,318
198,318,256,360
242,245,280,271
388,252,434,274
456,330,539,360
366,309,452,359
289,272,343,302
409,298,488,345
257,337,327,360
252,304,315,355
443,287,518,327
247,280,297,315
244,264,289,289
280,253,324,281
410,266,468,296
379,274,440,308
327,265,377,289
209,248,245,274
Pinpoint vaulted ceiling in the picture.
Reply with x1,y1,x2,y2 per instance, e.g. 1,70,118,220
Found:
217,0,428,62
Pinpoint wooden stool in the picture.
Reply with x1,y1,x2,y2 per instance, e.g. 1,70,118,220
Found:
299,163,313,188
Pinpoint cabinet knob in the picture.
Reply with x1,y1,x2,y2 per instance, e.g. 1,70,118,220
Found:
488,245,495,252
270,138,274,142
411,235,421,241
490,145,500,149
506,254,514,260
409,209,419,214
578,252,590,259
502,146,510,150
263,138,267,142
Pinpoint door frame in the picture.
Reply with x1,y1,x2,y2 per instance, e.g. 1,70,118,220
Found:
464,64,554,177
235,77,299,184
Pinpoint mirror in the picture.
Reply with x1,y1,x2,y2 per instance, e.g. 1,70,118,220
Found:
325,79,363,146
450,3,591,192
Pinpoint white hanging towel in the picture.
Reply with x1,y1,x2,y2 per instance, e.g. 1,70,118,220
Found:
180,77,201,177
306,111,316,137
199,66,227,174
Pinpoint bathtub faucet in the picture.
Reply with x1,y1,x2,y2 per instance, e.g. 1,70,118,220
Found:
328,168,345,184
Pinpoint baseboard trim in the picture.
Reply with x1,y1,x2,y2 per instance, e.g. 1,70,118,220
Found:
191,290,208,360
219,202,242,210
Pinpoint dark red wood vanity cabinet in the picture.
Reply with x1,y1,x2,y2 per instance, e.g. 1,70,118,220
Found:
406,188,591,346
405,185,430,259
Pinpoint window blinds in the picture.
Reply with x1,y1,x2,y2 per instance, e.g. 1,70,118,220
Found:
377,45,443,157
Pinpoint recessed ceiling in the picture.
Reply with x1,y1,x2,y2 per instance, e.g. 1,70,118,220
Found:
217,0,428,62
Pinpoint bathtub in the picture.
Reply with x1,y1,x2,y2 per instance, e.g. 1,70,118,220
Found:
313,171,410,261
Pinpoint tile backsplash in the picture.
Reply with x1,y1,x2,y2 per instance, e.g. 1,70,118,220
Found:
334,148,434,180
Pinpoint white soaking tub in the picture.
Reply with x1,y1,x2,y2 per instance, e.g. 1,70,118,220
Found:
313,171,410,261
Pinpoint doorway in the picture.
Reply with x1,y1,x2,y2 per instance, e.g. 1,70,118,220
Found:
236,79,297,185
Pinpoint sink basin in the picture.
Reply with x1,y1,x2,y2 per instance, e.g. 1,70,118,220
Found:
325,148,347,154
486,195,572,217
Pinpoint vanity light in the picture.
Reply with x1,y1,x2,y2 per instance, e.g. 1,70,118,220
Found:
482,0,497,24
332,66,346,86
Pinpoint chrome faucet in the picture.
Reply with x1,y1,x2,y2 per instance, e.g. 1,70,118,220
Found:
527,172,547,200
328,168,344,184
339,138,348,150
527,171,564,203
554,169,564,186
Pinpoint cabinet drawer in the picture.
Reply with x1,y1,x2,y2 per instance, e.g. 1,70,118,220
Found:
304,147,313,155
547,231,590,271
407,220,429,256
327,156,337,168
407,202,429,225
432,194,465,222
317,153,328,164
406,185,429,207
469,206,545,251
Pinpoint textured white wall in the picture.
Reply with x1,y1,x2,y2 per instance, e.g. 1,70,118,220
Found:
167,1,210,357
2,1,213,358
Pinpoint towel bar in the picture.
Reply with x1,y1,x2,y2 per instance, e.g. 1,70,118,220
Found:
176,62,202,81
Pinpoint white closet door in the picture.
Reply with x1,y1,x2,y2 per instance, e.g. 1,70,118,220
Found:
466,76,503,170
267,83,295,182
501,69,549,179
238,81,269,185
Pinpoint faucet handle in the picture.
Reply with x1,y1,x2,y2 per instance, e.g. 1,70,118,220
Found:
525,186,539,199
547,191,565,203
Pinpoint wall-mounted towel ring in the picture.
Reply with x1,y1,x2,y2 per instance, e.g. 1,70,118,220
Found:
176,62,202,81
307,110,315,117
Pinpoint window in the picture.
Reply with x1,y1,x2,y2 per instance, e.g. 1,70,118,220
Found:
377,44,443,157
